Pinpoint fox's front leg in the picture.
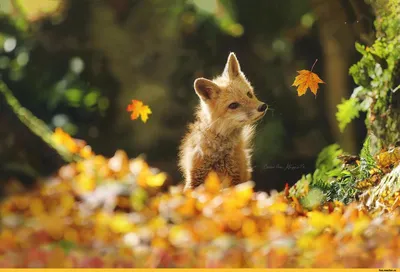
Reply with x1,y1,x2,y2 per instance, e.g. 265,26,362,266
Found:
185,155,212,190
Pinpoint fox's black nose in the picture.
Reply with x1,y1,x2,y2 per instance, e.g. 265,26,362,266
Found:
258,103,267,112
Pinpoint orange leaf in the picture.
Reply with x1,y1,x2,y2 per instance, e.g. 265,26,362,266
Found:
292,60,325,96
126,100,152,123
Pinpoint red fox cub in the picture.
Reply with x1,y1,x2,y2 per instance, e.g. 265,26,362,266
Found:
179,52,268,190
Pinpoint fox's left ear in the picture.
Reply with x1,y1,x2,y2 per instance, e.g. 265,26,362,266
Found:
223,52,241,78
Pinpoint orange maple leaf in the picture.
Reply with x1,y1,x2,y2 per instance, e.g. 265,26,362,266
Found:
126,100,152,123
292,59,325,96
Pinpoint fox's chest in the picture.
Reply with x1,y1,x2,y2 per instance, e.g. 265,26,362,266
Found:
199,137,241,166
210,154,236,180
203,141,234,155
201,135,239,154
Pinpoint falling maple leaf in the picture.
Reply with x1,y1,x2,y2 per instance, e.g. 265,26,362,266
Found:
126,100,152,123
292,59,325,96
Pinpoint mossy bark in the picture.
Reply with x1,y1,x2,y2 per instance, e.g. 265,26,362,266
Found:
350,0,400,152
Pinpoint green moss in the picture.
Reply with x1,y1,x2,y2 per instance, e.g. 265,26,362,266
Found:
338,0,400,150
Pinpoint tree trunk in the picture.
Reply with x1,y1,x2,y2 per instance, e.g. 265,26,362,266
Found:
310,0,358,154
367,0,400,150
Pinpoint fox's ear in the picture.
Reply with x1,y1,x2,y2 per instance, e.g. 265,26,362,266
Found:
223,52,241,78
194,78,220,101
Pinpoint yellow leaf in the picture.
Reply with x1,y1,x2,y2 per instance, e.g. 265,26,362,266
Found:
30,198,45,216
64,228,79,243
52,127,79,153
46,246,65,268
79,145,93,159
193,217,221,240
152,237,169,249
177,197,196,217
234,181,254,207
52,127,65,145
204,171,221,193
226,211,244,231
307,211,330,231
352,216,370,236
60,194,75,215
74,173,96,193
95,211,112,226
297,234,315,250
147,172,167,187
110,214,134,234
127,100,152,123
148,216,167,231
242,218,257,237
377,146,400,168
39,215,64,240
169,225,193,247
292,60,325,96
268,201,288,213
139,105,152,123
272,213,286,232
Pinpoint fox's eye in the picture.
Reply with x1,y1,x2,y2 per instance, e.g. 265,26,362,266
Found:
228,102,240,109
247,92,253,98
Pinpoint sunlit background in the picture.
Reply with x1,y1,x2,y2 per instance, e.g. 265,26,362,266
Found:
0,0,375,192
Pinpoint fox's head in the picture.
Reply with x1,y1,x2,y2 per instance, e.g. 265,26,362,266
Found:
194,52,267,133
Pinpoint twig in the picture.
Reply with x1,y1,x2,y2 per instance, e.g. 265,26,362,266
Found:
0,80,75,162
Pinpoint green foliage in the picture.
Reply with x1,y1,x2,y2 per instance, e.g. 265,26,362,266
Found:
336,98,360,132
315,144,343,171
300,187,324,210
311,144,360,204
191,0,243,37
359,136,377,179
318,0,400,207
344,0,400,148
290,173,311,199
55,240,77,254
291,136,383,206
312,144,344,190
290,144,346,205
327,173,358,204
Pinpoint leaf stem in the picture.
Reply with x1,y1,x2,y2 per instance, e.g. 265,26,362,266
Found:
311,59,318,72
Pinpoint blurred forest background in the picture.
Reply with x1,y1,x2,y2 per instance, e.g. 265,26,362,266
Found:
0,0,377,192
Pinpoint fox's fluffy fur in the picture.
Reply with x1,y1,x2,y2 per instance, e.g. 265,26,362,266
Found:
179,53,267,190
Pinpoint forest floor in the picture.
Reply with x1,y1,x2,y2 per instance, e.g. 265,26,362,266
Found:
0,129,400,268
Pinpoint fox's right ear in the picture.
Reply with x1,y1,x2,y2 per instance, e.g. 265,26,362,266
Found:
194,78,220,101
223,52,241,78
